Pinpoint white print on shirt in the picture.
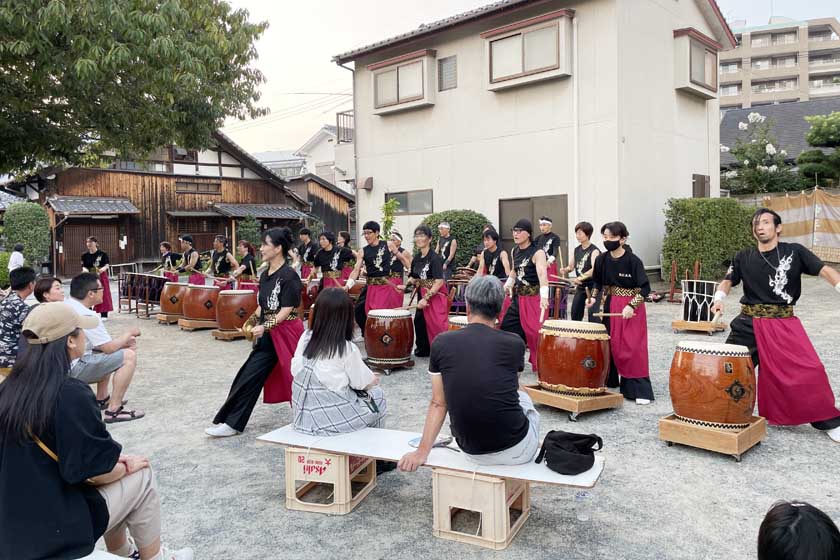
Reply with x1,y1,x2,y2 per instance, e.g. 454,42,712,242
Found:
542,238,553,254
576,249,592,275
489,255,499,274
373,245,385,271
516,255,530,286
441,240,451,257
330,249,341,271
419,262,430,280
267,276,283,310
768,252,794,304
618,273,632,278
303,246,312,261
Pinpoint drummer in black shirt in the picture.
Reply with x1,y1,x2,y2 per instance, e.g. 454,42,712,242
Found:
308,231,354,290
561,221,601,322
206,235,239,288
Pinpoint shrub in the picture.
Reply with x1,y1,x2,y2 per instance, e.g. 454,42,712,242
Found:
236,216,262,247
0,252,9,288
662,198,755,281
4,202,50,265
418,209,491,267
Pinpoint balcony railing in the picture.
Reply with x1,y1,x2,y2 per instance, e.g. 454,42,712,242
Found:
336,110,354,144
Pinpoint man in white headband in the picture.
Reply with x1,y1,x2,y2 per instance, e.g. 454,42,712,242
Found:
435,222,458,282
535,216,563,279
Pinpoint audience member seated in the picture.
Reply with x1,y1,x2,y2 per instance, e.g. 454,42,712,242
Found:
291,288,386,435
758,500,840,560
34,275,65,304
0,303,193,560
399,275,540,471
67,273,144,423
0,266,36,372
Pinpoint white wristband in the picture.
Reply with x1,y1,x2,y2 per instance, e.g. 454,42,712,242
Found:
714,290,727,302
547,256,556,265
540,286,549,299
504,277,514,290
345,278,356,289
835,282,840,294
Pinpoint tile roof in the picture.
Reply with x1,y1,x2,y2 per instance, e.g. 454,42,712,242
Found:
0,190,23,211
720,97,840,167
47,196,140,215
212,203,311,220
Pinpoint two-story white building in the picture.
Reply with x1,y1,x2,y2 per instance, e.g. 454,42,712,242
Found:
333,0,735,267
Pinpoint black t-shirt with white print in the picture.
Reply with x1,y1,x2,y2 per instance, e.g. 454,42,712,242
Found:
410,249,444,280
362,241,392,278
313,246,354,273
725,242,824,306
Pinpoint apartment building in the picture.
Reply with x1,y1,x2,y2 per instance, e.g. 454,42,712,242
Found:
719,16,840,109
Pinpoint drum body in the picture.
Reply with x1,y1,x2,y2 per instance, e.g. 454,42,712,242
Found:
448,315,469,331
217,290,258,331
670,341,756,428
297,282,319,319
160,282,189,315
348,278,366,300
538,320,610,394
680,280,718,322
183,284,220,321
364,309,414,368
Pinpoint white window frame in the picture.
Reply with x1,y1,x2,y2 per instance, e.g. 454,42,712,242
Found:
374,61,424,109
489,23,560,83
689,40,718,91
368,51,437,116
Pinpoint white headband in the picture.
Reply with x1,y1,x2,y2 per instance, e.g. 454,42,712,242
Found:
438,223,450,229
539,219,552,226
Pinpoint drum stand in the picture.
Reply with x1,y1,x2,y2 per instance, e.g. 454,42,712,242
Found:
364,359,415,376
658,414,767,462
521,384,623,422
178,317,219,331
156,313,181,324
672,280,726,336
212,329,247,341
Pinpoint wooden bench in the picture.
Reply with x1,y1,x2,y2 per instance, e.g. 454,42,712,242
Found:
259,425,605,550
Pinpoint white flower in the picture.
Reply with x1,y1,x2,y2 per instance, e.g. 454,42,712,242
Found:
724,170,738,179
769,165,778,172
765,143,777,155
720,144,730,153
738,122,749,130
744,160,750,165
780,149,787,156
747,112,766,124
757,165,769,172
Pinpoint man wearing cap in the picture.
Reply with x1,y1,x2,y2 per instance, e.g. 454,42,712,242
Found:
534,216,563,280
67,273,144,423
0,266,36,373
435,222,458,282
501,219,550,372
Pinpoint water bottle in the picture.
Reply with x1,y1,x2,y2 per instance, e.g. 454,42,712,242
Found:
574,490,591,521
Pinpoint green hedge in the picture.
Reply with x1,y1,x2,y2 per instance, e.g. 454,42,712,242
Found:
662,198,755,280
0,252,9,288
4,202,50,265
418,209,491,267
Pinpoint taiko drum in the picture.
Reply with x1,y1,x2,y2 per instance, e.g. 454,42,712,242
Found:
160,282,189,316
183,284,220,321
364,309,414,369
669,341,756,428
448,315,469,331
538,320,610,394
217,290,258,331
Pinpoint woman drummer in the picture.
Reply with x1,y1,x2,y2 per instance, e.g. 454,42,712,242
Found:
307,231,354,290
232,240,258,292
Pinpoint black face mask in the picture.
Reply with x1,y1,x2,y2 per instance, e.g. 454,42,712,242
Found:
604,240,621,251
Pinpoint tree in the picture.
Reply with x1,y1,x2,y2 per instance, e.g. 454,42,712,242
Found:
805,111,840,148
720,112,806,196
0,0,268,175
4,202,50,266
796,149,840,187
236,216,262,248
380,198,400,238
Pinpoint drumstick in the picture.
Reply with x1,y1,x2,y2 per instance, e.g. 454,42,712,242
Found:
399,305,419,311
593,312,625,318
549,274,569,281
712,311,723,324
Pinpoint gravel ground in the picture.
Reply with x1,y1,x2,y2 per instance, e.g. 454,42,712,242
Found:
97,276,840,559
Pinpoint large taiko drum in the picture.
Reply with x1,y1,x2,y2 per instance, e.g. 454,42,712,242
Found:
297,281,319,320
160,282,189,316
670,341,756,429
448,315,469,331
217,290,258,331
364,309,414,369
348,278,366,300
538,320,610,394
183,284,220,321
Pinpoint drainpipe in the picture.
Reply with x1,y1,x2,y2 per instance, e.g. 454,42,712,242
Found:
336,60,358,240
572,16,580,253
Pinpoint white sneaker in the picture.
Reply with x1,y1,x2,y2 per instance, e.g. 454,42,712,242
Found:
635,398,651,406
827,426,840,443
157,544,194,560
205,423,240,437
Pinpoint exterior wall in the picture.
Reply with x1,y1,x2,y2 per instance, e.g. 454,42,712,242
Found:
302,134,337,175
53,168,294,260
353,0,620,258
616,0,721,265
307,179,351,233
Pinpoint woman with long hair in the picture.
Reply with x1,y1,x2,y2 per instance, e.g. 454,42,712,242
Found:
337,230,357,283
307,231,354,290
81,236,113,319
233,240,259,293
206,227,305,437
291,288,386,435
0,303,192,560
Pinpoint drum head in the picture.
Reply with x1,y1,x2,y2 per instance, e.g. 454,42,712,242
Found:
541,319,606,333
368,308,411,318
448,315,469,326
166,282,189,287
188,284,220,291
675,340,750,356
219,290,254,295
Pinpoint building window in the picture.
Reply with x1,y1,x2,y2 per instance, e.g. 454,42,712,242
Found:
751,58,771,70
490,23,559,83
438,56,457,91
692,174,710,198
752,78,797,93
719,62,740,74
772,32,797,46
176,181,221,194
374,60,424,108
172,147,197,162
810,75,840,89
385,189,433,215
809,30,839,42
810,52,840,66
690,40,717,90
719,84,741,97
751,34,771,48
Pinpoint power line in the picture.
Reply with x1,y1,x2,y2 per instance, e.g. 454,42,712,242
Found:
275,92,353,96
223,91,352,131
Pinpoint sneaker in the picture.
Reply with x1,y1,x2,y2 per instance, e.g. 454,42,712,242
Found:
827,426,840,443
635,398,651,406
205,423,240,437
157,544,194,560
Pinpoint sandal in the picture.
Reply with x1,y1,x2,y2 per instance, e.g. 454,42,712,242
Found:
104,406,145,423
96,395,129,410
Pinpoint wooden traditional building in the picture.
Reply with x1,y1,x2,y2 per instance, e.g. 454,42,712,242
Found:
3,131,312,276
285,173,354,235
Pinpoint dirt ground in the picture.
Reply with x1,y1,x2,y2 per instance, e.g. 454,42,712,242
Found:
95,276,839,559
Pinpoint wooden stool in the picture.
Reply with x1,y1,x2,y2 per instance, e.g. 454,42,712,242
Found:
284,447,376,515
432,468,530,550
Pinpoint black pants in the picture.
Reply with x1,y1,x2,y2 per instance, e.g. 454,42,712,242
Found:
354,286,368,331
570,288,601,322
500,295,526,343
727,313,840,431
414,309,431,356
213,334,278,432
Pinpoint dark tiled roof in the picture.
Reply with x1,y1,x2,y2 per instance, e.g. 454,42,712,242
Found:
720,97,840,167
0,190,23,211
166,211,220,218
212,203,310,220
47,196,140,215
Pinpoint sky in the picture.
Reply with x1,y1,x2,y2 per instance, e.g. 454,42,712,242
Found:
222,0,840,155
